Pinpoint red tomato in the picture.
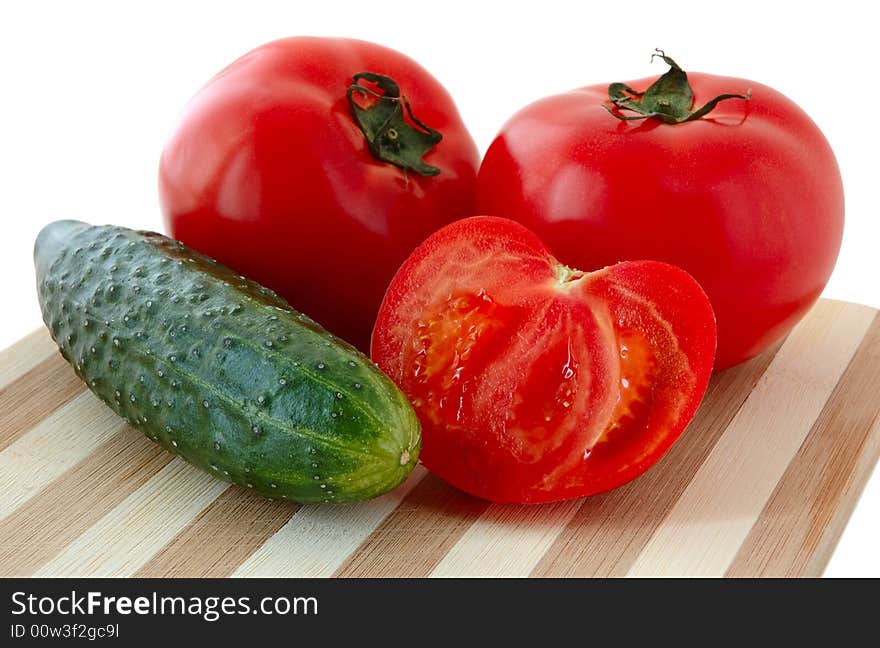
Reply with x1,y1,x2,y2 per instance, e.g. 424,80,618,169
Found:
372,216,716,503
160,37,479,351
477,52,843,370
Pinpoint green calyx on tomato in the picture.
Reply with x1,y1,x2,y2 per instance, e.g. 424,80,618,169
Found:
348,71,443,176
478,50,843,369
605,49,750,124
159,37,479,353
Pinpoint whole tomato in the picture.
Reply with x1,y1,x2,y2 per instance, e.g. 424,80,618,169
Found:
160,37,479,351
477,51,843,370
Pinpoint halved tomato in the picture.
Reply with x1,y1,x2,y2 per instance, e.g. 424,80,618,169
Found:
372,217,716,503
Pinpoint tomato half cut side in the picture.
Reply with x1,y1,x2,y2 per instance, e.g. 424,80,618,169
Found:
372,216,716,503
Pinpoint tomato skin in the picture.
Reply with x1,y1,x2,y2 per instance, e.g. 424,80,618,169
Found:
477,72,843,370
159,37,479,351
372,216,716,503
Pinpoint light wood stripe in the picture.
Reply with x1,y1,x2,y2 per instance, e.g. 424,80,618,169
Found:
430,499,583,578
532,338,784,577
626,300,876,577
134,487,297,578
34,458,229,577
0,428,172,576
0,353,86,452
0,392,127,522
0,328,56,387
727,315,880,577
334,473,489,577
233,465,428,578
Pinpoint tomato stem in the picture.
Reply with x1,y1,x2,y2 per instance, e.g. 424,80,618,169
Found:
554,264,585,287
347,72,443,176
604,50,750,124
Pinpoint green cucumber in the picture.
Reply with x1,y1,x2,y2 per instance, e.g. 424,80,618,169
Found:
34,220,420,503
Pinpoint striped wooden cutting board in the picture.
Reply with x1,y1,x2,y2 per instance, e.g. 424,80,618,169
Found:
1,298,878,578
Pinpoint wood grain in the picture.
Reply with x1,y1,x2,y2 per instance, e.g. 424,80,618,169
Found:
34,459,229,577
0,392,127,522
0,328,56,387
627,300,876,577
334,473,489,578
233,466,428,578
727,314,880,577
133,487,297,578
431,498,584,578
0,299,877,578
0,353,85,452
0,427,172,576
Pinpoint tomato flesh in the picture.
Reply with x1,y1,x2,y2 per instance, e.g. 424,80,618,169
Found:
600,329,656,447
372,216,716,503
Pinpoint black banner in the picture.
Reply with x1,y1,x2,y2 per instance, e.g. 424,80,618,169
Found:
0,578,872,643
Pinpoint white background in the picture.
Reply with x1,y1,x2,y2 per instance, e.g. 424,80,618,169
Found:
1,1,877,576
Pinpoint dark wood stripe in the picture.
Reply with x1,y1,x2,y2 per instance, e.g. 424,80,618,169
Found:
133,488,297,578
531,339,786,577
0,352,85,452
727,314,880,577
0,426,171,577
333,473,489,577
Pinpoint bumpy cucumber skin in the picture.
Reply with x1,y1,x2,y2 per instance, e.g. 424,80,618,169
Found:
34,220,420,503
